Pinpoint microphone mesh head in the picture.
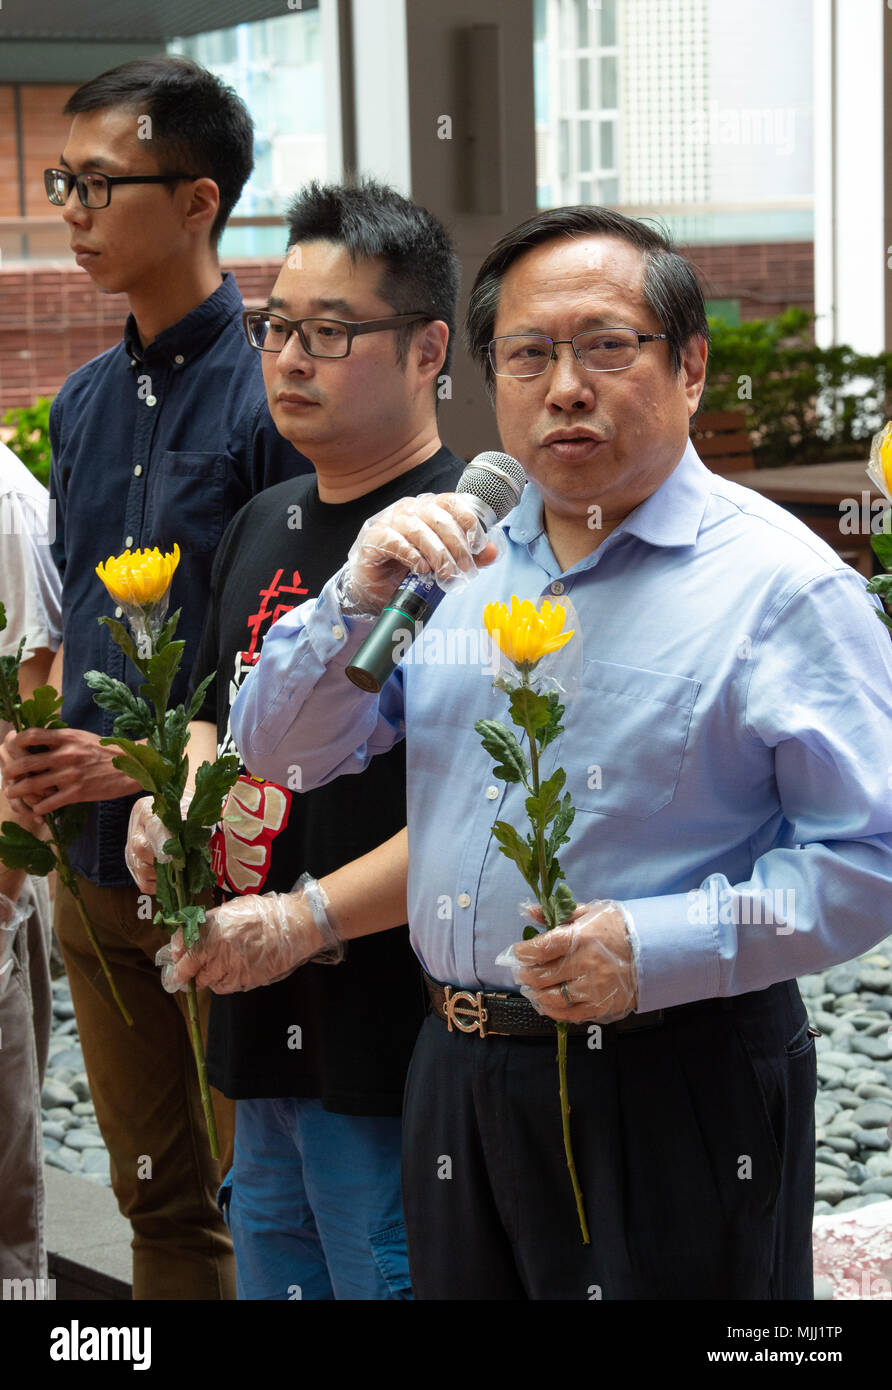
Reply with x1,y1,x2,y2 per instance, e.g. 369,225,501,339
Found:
455,451,527,521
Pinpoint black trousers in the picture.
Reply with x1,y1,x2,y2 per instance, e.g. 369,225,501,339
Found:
401,979,816,1300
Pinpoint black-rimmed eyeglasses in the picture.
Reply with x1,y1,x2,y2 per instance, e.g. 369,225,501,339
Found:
44,168,199,209
488,328,669,378
242,309,431,358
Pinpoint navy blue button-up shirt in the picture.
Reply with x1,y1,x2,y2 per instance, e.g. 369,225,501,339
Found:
49,271,312,885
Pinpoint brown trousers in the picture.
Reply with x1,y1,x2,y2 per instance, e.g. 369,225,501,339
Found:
54,874,235,1299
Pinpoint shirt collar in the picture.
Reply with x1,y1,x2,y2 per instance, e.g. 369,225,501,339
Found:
504,438,712,552
124,270,242,366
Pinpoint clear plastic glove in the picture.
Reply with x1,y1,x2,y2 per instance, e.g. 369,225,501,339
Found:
125,792,192,893
155,872,342,994
337,491,498,616
495,899,639,1024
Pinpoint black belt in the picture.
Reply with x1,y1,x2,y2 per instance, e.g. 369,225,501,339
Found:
423,970,681,1038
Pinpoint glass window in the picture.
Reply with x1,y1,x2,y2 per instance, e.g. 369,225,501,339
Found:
575,0,590,48
600,55,618,109
558,120,570,179
578,56,591,110
578,178,592,205
600,0,618,46
599,121,615,170
599,176,619,204
579,119,592,173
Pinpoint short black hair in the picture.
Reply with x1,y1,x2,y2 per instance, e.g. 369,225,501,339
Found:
284,179,460,374
64,55,254,245
466,205,710,393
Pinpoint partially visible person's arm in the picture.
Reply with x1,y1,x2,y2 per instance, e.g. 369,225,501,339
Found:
232,490,496,790
17,644,55,703
158,826,410,993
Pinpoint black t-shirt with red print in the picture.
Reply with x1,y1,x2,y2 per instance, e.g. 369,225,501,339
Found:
189,446,464,1111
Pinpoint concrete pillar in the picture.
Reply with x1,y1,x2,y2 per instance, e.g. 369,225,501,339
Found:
346,0,538,459
812,0,888,354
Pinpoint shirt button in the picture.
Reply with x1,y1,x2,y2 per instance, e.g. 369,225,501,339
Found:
130,358,137,366
114,606,123,618
550,581,565,595
331,624,345,640
145,395,157,407
125,535,134,548
133,465,143,477
457,892,471,909
174,354,185,365
485,785,499,800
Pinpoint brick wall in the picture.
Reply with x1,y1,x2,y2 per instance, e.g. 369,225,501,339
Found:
683,240,814,321
0,242,815,414
0,258,281,412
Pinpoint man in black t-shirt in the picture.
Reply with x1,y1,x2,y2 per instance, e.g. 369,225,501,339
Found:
126,180,462,1300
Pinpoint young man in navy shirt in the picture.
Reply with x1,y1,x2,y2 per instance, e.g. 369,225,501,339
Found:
0,56,310,1300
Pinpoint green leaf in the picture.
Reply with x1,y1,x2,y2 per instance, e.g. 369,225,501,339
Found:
53,803,88,848
84,670,152,731
522,924,540,941
184,845,215,899
154,608,182,653
139,641,184,716
526,767,566,826
177,903,206,950
474,719,529,784
875,609,892,632
0,821,55,876
508,685,552,734
547,793,576,858
551,879,577,924
0,601,5,635
866,574,892,596
870,507,892,568
154,860,177,921
537,692,566,752
187,755,239,831
16,686,63,733
164,704,189,755
491,819,537,888
97,616,147,675
186,672,215,723
100,737,175,795
83,674,154,740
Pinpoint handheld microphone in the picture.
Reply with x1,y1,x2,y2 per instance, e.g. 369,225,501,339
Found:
345,451,527,692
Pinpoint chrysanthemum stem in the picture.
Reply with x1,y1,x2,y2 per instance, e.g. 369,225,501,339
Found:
556,1021,590,1244
519,672,589,1242
55,851,134,1027
170,862,219,1160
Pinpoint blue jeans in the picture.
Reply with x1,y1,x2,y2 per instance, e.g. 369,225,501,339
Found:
219,1097,412,1301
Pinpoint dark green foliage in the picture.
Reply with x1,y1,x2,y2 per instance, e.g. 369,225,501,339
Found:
703,308,892,469
0,821,55,876
2,397,53,486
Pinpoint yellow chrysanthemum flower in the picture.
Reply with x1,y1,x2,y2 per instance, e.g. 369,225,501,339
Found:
96,543,181,609
483,594,575,668
868,422,892,504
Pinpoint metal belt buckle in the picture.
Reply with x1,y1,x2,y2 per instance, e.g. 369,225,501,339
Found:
443,986,489,1037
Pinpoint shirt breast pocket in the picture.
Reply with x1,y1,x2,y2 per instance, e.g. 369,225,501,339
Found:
562,657,700,820
144,451,227,554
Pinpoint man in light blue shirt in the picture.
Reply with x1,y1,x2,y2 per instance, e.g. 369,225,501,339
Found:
224,206,892,1300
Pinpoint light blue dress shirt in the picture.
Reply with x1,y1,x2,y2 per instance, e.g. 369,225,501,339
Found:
231,443,892,1012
